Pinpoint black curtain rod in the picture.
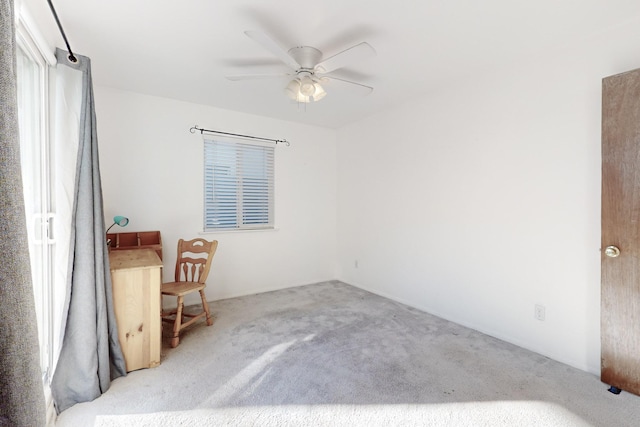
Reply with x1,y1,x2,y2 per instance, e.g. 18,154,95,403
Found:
47,0,77,63
190,125,290,146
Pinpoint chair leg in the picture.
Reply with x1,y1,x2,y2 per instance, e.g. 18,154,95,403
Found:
200,289,213,326
171,296,184,348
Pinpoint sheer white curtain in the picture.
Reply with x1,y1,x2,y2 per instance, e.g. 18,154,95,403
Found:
50,47,80,374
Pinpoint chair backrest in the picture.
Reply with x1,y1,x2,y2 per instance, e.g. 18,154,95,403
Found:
174,238,218,284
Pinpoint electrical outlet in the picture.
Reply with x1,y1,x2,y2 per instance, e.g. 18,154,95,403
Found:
354,260,359,268
534,304,546,321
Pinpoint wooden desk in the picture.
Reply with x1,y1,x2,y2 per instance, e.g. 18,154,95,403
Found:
109,249,163,372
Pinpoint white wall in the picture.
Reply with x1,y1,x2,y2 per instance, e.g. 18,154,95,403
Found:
95,87,337,305
33,1,640,375
336,19,640,374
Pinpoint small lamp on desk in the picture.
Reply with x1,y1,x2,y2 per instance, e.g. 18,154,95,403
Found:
106,215,129,246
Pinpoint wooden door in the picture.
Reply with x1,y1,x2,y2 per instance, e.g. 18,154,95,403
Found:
601,67,640,395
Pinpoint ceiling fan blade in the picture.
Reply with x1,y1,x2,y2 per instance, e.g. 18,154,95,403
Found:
323,76,373,96
244,30,301,70
225,73,291,81
315,42,376,74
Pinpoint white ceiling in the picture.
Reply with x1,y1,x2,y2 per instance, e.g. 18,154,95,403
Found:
22,0,640,128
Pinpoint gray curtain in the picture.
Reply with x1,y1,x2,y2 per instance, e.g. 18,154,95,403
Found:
0,1,47,425
50,48,126,413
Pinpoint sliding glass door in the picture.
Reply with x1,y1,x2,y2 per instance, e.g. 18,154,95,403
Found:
16,32,55,383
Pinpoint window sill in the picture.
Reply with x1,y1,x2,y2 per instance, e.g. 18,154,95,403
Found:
200,227,279,235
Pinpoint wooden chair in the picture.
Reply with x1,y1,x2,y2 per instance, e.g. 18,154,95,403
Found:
161,238,218,347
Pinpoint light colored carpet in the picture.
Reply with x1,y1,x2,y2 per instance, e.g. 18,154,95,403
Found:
56,281,640,426
93,403,589,427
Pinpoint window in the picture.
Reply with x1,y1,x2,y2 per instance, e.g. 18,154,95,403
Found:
204,138,274,231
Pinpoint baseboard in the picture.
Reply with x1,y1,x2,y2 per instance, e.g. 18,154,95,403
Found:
163,279,338,311
208,278,338,302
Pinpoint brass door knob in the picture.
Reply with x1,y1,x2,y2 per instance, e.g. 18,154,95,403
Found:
604,245,621,258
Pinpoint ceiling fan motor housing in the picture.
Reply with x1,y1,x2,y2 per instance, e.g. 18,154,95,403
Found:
288,46,323,70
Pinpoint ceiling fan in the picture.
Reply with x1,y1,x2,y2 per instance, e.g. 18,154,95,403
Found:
226,31,376,103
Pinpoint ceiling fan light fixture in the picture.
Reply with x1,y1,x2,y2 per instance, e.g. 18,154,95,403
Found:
299,76,316,96
310,83,326,102
284,77,326,103
284,79,301,100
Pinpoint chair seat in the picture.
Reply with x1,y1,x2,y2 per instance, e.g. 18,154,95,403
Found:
161,281,206,297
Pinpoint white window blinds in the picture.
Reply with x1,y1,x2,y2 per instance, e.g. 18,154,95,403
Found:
204,138,274,231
